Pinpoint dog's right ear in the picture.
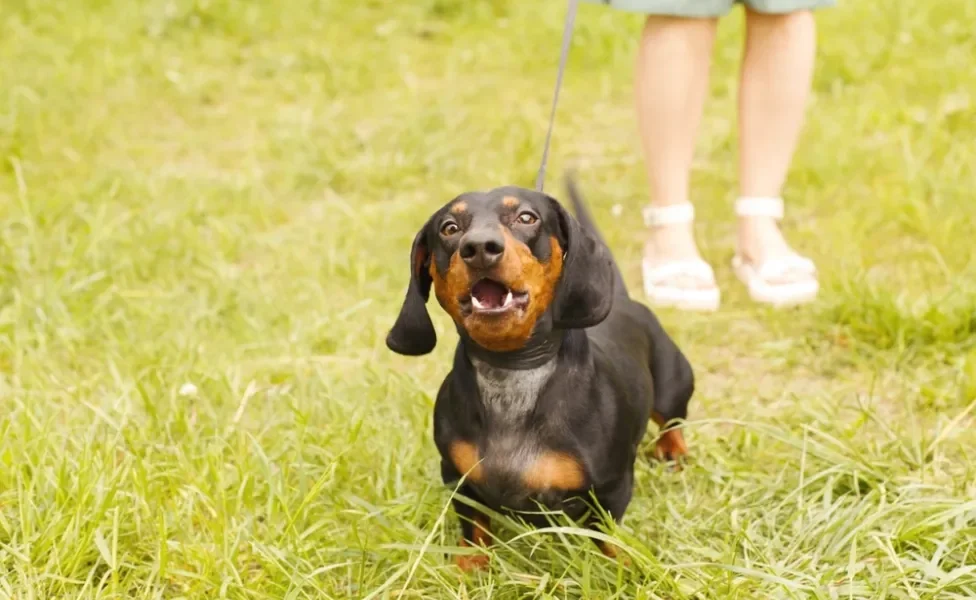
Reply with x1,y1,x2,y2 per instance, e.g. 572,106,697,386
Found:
386,221,437,356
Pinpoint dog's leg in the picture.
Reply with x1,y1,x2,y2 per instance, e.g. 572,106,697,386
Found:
452,490,493,572
586,472,634,565
642,308,694,466
652,412,689,466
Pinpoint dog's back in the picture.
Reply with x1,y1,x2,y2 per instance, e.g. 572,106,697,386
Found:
562,177,695,450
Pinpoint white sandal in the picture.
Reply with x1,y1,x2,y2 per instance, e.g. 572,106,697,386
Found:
641,203,721,312
731,197,819,307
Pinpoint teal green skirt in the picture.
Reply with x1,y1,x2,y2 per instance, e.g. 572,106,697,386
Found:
585,0,834,17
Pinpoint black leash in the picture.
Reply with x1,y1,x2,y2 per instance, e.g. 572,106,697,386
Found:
534,0,579,193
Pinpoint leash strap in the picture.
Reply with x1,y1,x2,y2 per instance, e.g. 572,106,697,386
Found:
534,0,579,193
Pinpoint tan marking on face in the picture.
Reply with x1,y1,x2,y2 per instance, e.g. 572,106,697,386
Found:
451,201,468,214
460,233,564,352
502,195,520,208
430,252,469,324
522,450,586,491
448,440,485,483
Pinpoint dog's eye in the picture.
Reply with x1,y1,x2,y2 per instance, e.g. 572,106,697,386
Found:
516,212,538,226
440,221,460,236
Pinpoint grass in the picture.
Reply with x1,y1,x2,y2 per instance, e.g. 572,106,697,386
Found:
1,0,975,597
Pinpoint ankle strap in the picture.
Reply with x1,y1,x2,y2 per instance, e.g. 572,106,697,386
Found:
643,203,694,227
735,197,784,220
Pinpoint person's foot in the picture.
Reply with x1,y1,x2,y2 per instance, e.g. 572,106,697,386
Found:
737,216,808,283
732,197,818,306
643,221,708,287
641,203,721,311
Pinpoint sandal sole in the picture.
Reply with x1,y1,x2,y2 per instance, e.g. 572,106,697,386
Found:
644,284,721,312
642,260,721,311
733,261,819,307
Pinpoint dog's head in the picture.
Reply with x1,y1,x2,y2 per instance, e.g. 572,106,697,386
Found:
386,185,614,356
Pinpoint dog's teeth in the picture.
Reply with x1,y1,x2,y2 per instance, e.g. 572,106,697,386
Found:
504,291,513,306
472,296,485,310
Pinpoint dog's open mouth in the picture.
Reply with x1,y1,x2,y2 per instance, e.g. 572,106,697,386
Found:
461,278,529,316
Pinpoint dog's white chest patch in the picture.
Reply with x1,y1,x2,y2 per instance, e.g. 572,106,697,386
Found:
471,359,556,420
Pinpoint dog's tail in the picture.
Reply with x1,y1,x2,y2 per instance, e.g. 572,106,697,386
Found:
563,173,629,298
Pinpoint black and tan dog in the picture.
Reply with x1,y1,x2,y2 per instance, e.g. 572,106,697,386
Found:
386,178,693,570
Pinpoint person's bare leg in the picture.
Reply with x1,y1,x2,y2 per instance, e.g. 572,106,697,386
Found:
636,16,718,291
736,8,816,281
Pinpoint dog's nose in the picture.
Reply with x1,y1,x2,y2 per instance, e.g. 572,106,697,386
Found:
459,229,505,270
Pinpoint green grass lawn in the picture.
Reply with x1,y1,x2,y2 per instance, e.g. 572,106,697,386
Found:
2,0,975,597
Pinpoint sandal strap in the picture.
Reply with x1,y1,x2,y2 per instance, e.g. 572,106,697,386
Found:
643,203,694,227
759,255,815,280
643,259,715,283
738,254,816,280
735,197,784,220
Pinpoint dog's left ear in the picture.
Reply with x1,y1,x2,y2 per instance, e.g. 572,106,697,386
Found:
385,220,438,356
547,197,615,329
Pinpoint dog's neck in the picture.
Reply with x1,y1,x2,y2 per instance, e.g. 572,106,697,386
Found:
469,354,557,419
461,327,564,371
461,328,562,419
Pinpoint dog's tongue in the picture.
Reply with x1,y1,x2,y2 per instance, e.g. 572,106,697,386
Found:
471,279,507,309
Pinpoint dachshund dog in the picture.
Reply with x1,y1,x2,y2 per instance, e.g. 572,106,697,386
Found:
386,178,693,570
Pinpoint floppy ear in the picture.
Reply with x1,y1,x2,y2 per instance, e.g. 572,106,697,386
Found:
548,197,615,329
385,222,437,356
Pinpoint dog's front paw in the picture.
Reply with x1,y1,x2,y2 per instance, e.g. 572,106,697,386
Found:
653,429,688,470
597,540,632,567
455,552,490,572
